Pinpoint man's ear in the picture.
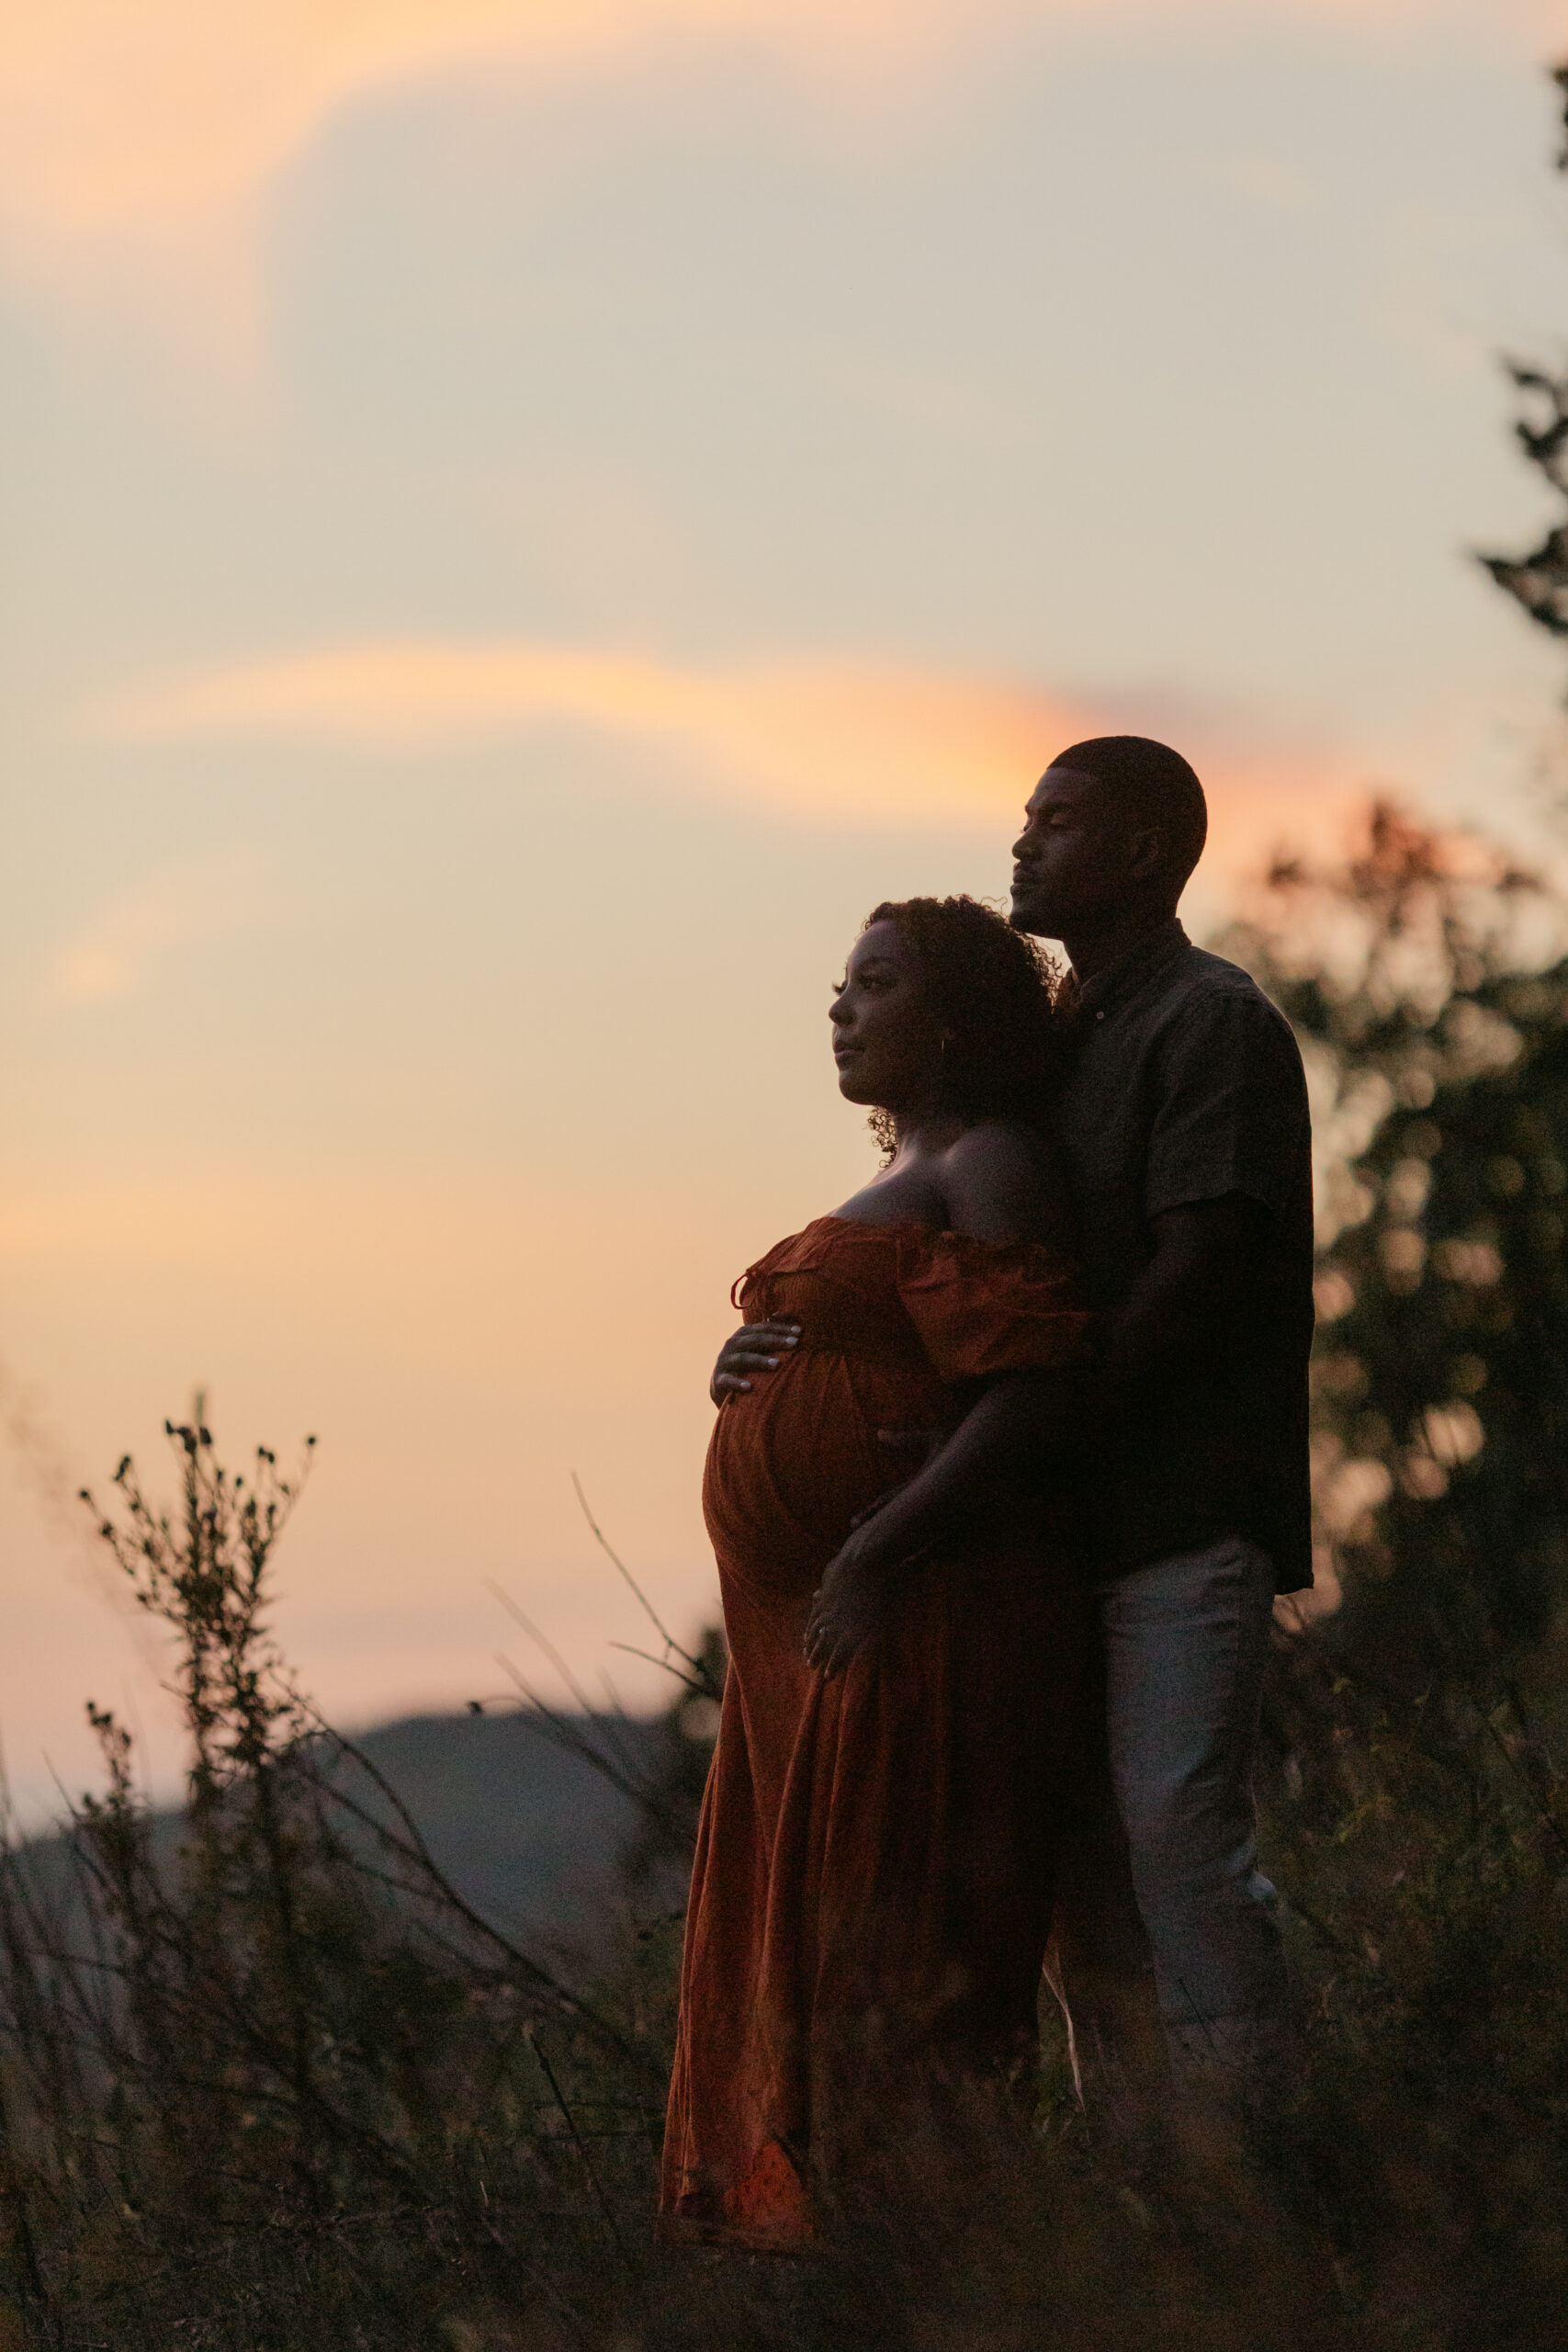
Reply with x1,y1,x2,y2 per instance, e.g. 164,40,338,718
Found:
1125,822,1167,884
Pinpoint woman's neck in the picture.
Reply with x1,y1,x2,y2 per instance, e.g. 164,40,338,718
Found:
886,1102,968,1160
830,1106,969,1229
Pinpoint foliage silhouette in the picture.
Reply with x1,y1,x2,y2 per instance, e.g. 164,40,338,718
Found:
1478,67,1568,671
1224,808,1568,2348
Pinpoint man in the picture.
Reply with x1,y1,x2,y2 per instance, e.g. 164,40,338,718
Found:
1010,734,1314,2164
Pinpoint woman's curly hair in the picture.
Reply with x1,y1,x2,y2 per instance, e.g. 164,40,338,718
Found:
860,894,1064,1157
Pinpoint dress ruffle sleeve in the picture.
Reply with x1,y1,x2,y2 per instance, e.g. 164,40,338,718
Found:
894,1229,1093,1383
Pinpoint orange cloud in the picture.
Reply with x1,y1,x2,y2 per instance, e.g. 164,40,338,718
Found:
110,639,1086,823
107,634,1368,882
52,848,266,1002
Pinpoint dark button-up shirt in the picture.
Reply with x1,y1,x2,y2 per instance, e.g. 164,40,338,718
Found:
1055,920,1314,1593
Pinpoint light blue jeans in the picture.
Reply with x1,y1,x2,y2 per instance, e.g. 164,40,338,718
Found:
1055,1535,1292,2143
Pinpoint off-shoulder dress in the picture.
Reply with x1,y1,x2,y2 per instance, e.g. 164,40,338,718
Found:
659,1214,1093,2248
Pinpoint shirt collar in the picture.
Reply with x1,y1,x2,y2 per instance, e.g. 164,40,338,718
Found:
1070,918,1191,1023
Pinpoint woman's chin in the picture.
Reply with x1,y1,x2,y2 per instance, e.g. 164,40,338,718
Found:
835,1069,877,1106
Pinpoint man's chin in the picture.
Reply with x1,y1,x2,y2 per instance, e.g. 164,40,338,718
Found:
1009,893,1054,937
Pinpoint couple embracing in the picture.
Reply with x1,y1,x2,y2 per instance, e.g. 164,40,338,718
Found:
659,735,1314,2248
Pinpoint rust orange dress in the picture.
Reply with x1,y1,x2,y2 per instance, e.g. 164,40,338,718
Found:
660,1213,1092,2248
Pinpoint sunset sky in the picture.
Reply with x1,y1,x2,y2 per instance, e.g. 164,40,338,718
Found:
3,0,1566,1818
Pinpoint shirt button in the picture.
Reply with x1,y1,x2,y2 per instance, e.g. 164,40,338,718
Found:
1095,1010,1106,1021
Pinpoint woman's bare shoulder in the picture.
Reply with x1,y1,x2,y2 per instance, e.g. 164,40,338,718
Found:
940,1120,1074,1246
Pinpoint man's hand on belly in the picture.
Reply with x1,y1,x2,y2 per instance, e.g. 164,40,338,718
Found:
847,1428,942,1525
804,1522,895,1679
709,1320,801,1405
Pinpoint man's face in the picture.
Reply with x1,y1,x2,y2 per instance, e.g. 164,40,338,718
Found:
1009,766,1139,942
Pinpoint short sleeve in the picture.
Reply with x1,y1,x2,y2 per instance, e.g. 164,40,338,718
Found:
1145,987,1310,1224
895,1231,1093,1384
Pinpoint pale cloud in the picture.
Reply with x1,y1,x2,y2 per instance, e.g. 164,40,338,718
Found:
1212,152,1315,210
0,0,1021,301
53,847,265,1002
107,635,1369,880
0,0,1538,335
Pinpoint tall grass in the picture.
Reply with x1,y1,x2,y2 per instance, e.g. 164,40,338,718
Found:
0,1416,1565,2349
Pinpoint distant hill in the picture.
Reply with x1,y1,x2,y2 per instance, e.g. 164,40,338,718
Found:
340,1707,666,1937
17,1710,674,1949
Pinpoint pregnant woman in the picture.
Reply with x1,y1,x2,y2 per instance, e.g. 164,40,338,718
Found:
660,895,1093,2250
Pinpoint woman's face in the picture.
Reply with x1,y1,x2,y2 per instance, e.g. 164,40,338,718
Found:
829,921,949,1114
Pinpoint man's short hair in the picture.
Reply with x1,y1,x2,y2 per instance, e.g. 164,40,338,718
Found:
1049,735,1208,887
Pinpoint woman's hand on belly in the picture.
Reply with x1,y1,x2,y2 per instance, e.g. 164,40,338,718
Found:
710,1319,801,1404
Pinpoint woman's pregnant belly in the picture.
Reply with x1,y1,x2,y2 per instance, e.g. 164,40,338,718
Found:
703,1347,951,1600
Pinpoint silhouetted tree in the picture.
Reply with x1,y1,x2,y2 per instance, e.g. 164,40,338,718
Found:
1223,807,1568,1704
1480,64,1568,663
1215,815,1568,2342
